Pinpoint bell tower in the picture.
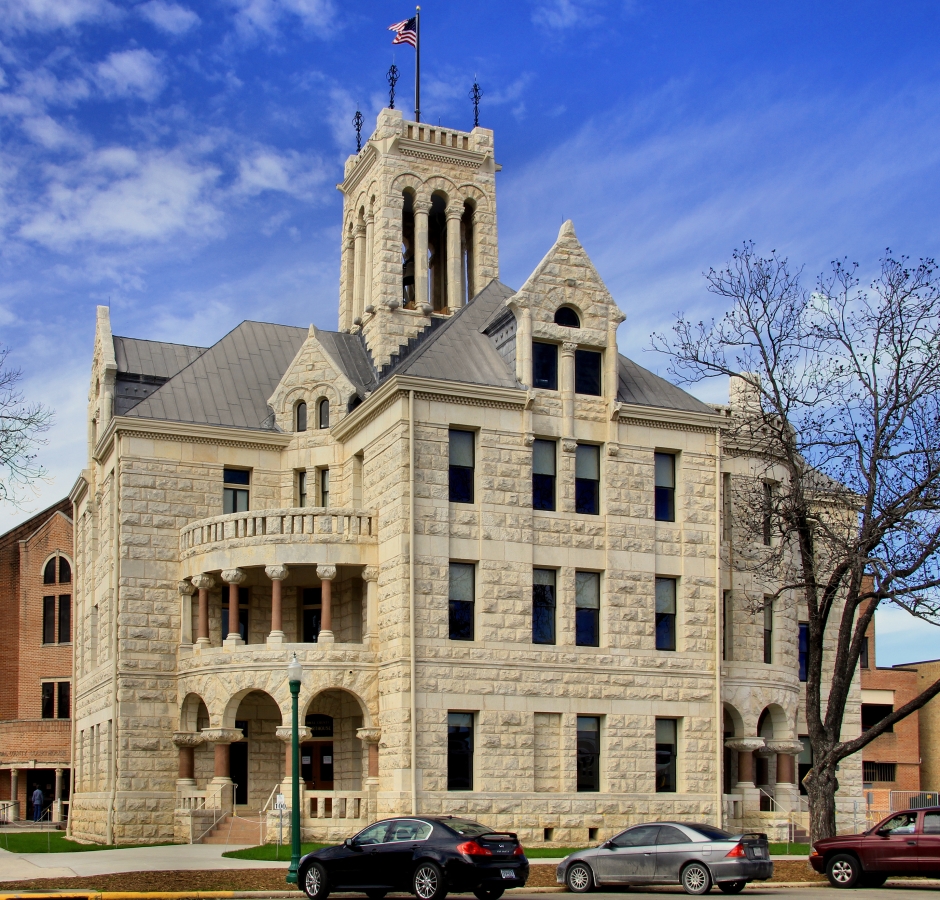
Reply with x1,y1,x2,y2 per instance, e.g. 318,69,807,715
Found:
337,108,500,368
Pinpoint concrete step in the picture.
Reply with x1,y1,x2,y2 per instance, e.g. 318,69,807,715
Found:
202,813,265,845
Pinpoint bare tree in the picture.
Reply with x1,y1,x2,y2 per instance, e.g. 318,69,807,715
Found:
653,244,940,841
0,345,53,506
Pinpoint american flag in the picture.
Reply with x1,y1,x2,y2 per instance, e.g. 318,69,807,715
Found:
388,16,417,48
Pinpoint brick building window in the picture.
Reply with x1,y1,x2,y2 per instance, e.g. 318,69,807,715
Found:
532,342,558,390
532,568,556,645
655,452,676,521
43,558,56,584
57,682,71,719
799,622,809,681
576,715,600,792
532,439,556,511
863,761,897,783
59,557,71,582
58,596,71,644
862,703,894,732
655,718,678,792
447,712,474,790
574,349,602,396
43,596,55,644
41,682,54,718
223,468,250,513
860,636,870,669
655,577,677,651
448,562,475,641
575,444,600,515
575,572,600,647
449,430,474,504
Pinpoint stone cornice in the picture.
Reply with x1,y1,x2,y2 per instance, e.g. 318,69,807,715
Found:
618,403,724,434
69,471,90,505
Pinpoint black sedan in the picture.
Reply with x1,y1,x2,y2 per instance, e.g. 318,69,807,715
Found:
298,816,529,900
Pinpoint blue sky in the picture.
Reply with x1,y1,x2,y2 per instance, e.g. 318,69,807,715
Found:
1,0,938,663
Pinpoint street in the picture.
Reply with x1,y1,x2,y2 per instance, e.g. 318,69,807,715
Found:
504,892,939,899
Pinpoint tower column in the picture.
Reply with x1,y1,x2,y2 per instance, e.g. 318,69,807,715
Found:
363,211,375,314
353,222,367,321
317,565,336,644
265,565,289,644
178,580,195,649
561,341,577,438
342,233,355,331
192,574,215,648
362,566,379,645
446,205,463,312
221,568,246,646
414,199,430,310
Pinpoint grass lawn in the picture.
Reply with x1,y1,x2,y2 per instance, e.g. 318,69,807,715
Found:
223,842,331,860
0,832,178,854
769,842,810,856
523,847,586,858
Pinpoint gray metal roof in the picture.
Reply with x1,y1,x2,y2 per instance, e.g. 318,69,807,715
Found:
113,336,206,378
617,355,716,415
125,321,308,429
317,330,378,397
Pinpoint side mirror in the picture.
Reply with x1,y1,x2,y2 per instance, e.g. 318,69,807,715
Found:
602,840,614,849
344,838,361,851
876,829,890,837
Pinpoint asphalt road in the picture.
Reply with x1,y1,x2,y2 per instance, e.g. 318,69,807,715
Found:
508,892,940,899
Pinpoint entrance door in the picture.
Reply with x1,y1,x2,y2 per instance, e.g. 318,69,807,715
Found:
230,742,248,806
300,742,334,789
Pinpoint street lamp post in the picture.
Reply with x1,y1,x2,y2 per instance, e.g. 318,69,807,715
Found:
286,653,303,885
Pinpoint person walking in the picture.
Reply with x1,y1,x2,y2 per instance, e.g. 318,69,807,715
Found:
31,786,43,822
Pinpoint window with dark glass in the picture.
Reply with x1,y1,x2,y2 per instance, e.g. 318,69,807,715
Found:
532,342,558,390
449,430,474,503
532,439,556,511
41,682,54,719
576,715,600,792
554,307,581,328
863,761,897,783
43,558,56,584
222,587,250,642
223,468,250,514
655,577,677,651
799,622,809,681
58,595,71,644
722,590,733,661
43,596,55,644
862,703,894,732
532,568,556,645
574,349,602,396
57,681,70,719
320,468,330,507
297,470,307,507
575,444,600,515
447,712,474,790
296,401,307,432
655,718,678,792
58,557,71,583
449,562,475,641
302,588,322,643
763,598,773,664
762,481,774,545
654,452,676,521
575,571,600,647
318,398,330,429
860,636,870,669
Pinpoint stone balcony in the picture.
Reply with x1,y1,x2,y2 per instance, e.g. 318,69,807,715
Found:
179,507,377,577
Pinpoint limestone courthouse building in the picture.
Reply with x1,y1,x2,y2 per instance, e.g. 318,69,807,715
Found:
69,108,862,845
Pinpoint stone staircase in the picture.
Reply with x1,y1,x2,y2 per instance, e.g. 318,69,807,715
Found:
202,811,265,845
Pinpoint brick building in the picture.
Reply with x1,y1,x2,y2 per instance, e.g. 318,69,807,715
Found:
892,657,940,800
0,499,74,822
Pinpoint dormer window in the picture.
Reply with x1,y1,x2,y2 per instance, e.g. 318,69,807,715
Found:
574,349,602,396
296,401,307,432
532,342,558,390
554,307,580,328
318,398,330,429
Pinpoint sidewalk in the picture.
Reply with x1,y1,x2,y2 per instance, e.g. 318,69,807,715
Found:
0,844,287,883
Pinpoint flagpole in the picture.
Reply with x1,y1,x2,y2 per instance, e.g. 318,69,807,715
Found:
415,6,421,123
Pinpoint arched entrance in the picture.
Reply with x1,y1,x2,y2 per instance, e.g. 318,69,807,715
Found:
229,690,283,809
302,690,366,792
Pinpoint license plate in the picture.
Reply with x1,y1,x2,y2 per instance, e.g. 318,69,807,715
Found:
753,848,763,857
501,870,515,879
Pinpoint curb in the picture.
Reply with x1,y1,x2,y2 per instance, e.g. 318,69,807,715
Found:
0,892,569,900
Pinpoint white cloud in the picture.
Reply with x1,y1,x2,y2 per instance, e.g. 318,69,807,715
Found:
0,0,117,33
228,0,334,37
95,49,165,101
234,148,326,199
138,0,199,35
21,114,80,150
531,0,603,31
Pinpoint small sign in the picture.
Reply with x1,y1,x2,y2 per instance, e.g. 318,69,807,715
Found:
301,756,311,765
306,714,334,737
274,794,286,810
322,755,332,764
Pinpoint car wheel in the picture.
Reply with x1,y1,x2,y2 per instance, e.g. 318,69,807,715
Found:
473,887,504,900
681,862,712,895
566,862,594,893
718,881,746,894
366,892,388,900
301,862,330,900
826,854,861,889
861,874,887,888
413,861,447,900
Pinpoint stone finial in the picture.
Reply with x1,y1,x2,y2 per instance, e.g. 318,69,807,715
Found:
220,568,247,585
356,727,382,744
172,731,204,747
178,580,196,597
361,566,379,583
724,737,766,753
265,565,290,582
201,727,243,744
191,573,216,591
276,725,312,744
558,219,577,239
317,565,337,581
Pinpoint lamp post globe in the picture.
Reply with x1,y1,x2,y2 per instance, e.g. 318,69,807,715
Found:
286,653,302,885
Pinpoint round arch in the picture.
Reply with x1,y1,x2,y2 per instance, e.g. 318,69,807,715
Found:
723,702,746,737
759,702,791,739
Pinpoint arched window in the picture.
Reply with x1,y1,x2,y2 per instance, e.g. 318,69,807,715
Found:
59,557,71,584
555,307,581,328
318,398,330,429
402,190,416,308
43,559,56,584
296,401,307,432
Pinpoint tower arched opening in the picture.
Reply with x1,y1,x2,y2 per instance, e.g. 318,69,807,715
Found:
401,189,416,308
461,199,476,304
428,193,448,311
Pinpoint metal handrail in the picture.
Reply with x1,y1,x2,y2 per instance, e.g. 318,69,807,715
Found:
185,782,237,844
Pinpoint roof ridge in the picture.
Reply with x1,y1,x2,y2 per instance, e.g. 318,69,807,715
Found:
114,335,208,350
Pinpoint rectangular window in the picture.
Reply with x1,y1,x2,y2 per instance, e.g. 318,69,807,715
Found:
57,681,70,719
449,429,474,504
799,622,809,681
447,712,474,790
860,636,870,669
41,682,54,719
575,571,600,647
302,588,322,643
449,562,475,641
532,342,558,390
532,439,556,511
762,482,774,546
655,718,678,792
576,715,600,792
763,597,773,664
722,472,732,542
223,468,250,514
655,577,677,651
574,349,602,396
722,590,733,661
654,452,676,522
42,595,55,644
863,761,897,783
221,587,250,642
861,703,894,732
575,444,600,515
58,595,71,644
319,468,330,507
297,470,307,507
532,568,556,645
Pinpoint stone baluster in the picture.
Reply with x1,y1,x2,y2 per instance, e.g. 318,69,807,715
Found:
357,727,382,790
276,725,313,794
414,199,430,309
191,574,215,648
172,731,204,789
53,767,63,822
9,768,18,820
265,565,289,645
361,566,379,645
317,565,336,644
221,568,246,646
445,205,463,312
178,580,195,650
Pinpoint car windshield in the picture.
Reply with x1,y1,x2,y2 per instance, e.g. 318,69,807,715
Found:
439,818,492,836
686,824,733,841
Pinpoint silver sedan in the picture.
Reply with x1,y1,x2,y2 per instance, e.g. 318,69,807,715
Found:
556,822,773,895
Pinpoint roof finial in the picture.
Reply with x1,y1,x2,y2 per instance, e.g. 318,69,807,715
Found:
387,63,400,109
353,108,364,152
469,79,482,128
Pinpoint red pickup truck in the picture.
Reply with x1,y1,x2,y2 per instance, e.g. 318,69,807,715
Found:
809,807,940,887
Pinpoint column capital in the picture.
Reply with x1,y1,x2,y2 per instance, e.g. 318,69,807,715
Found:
265,564,290,581
561,341,578,356
173,731,205,747
221,568,247,585
317,564,337,581
361,566,379,583
725,737,766,753
191,573,216,591
201,727,242,744
561,438,577,454
276,725,312,744
356,727,382,744
54,767,63,775
178,580,196,596
764,739,804,755
445,204,464,220
608,308,627,326
413,198,431,216
355,222,367,238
